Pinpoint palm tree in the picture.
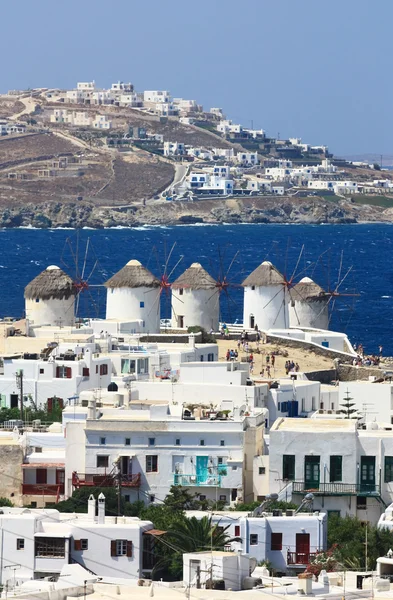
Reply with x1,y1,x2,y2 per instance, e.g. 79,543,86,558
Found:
153,516,241,580
168,515,240,552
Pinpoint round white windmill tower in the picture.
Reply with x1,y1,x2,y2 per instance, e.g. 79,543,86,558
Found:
104,259,161,333
242,261,289,330
24,265,76,328
171,263,219,331
289,276,329,330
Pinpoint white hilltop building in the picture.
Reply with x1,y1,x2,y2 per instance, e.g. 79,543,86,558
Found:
289,277,329,330
242,261,289,331
171,263,219,331
104,260,161,334
24,265,76,329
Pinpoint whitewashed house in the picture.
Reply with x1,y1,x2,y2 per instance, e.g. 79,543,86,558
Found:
163,141,185,156
186,510,327,573
269,418,393,524
0,496,155,583
236,152,259,167
155,103,178,116
118,93,142,107
213,148,235,160
65,402,265,505
0,341,111,409
92,114,112,129
131,361,267,413
143,91,170,103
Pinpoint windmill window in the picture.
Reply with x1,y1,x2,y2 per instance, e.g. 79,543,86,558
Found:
251,286,255,290
35,298,40,303
140,301,145,308
179,289,184,295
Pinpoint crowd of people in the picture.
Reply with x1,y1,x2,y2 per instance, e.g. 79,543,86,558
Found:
352,343,383,367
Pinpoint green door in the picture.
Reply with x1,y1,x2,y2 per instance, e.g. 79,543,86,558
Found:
305,456,320,490
360,456,375,492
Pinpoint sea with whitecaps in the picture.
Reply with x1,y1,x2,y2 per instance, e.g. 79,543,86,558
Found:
0,223,392,354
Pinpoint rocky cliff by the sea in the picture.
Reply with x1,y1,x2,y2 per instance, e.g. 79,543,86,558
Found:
0,196,392,228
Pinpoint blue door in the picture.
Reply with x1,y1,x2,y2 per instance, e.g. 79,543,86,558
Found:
196,456,208,484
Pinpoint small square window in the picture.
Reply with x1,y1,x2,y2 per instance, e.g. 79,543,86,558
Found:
30,501,37,508
97,455,109,468
125,438,131,446
357,496,367,509
200,440,205,446
175,438,181,446
100,437,106,445
150,495,155,503
232,465,238,471
218,457,224,465
250,534,258,546
40,368,44,374
259,467,266,475
199,495,206,500
148,438,155,446
220,440,225,447
179,289,184,296
17,538,24,550
140,301,145,308
125,495,130,503
219,495,227,502
81,539,88,550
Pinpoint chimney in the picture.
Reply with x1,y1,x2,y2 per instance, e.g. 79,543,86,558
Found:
88,494,96,521
87,397,96,420
188,333,195,349
98,493,105,524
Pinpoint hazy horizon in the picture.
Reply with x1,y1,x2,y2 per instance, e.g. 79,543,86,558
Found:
1,0,391,156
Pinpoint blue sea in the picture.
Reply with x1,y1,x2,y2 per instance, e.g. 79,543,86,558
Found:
0,224,391,355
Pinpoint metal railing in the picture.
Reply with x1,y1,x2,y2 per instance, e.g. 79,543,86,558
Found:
173,473,222,487
72,472,141,488
292,481,380,495
287,552,317,565
22,483,64,496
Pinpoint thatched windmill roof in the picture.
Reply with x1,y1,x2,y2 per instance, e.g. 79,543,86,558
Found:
242,261,285,287
104,259,160,289
291,277,327,302
172,263,217,290
24,265,76,301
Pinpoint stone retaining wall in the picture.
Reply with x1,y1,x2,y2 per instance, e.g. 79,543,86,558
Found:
265,332,354,362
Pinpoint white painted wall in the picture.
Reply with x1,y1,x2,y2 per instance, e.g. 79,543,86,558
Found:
338,382,393,424
171,288,219,331
106,287,160,333
185,511,327,573
289,299,329,330
243,286,289,330
25,296,75,328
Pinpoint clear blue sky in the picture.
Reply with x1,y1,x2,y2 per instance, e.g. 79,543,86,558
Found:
2,0,392,156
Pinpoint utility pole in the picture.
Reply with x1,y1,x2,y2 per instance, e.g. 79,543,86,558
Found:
16,369,24,422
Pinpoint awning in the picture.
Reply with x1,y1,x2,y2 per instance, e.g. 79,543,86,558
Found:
144,529,167,536
22,463,65,468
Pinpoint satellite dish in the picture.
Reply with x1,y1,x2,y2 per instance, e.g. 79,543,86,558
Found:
249,557,257,574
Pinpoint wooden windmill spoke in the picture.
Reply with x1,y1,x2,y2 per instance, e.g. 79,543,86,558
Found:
262,287,284,310
287,288,301,326
167,255,184,281
289,244,305,284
